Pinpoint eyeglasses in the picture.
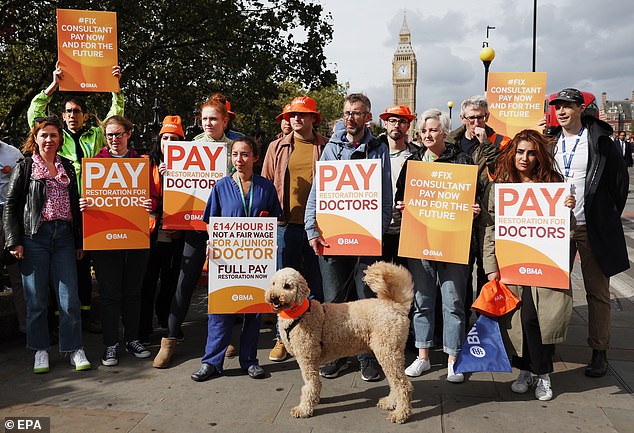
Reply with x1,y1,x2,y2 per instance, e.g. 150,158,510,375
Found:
105,131,126,140
33,115,59,123
386,118,410,126
64,108,83,115
465,115,487,122
343,111,367,118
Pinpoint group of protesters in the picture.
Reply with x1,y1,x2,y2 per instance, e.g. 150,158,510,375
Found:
1,62,629,403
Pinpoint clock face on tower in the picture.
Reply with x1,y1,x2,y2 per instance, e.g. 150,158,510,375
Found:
397,64,409,78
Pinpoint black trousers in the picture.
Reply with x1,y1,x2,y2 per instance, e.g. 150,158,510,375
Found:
139,230,184,340
167,231,207,339
92,249,150,347
512,287,555,375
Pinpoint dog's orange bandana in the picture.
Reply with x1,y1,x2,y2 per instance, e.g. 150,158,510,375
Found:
279,298,309,319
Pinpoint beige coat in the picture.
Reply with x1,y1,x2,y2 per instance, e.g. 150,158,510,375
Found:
482,184,572,357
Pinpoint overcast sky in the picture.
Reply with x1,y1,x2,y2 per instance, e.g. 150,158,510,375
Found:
320,0,634,125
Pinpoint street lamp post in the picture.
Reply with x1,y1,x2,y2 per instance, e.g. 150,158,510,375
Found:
480,42,495,92
447,101,454,129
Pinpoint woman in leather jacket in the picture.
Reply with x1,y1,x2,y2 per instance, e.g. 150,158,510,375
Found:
3,116,90,374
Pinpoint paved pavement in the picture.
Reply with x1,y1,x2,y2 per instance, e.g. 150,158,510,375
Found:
1,170,634,433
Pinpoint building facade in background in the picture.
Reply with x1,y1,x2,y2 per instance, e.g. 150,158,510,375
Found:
600,91,634,137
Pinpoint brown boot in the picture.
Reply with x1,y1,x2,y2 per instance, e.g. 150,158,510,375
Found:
153,338,178,368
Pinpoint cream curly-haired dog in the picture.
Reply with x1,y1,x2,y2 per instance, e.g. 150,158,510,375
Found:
265,261,414,424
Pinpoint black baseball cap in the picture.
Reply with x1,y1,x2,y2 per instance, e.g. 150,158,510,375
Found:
549,88,584,105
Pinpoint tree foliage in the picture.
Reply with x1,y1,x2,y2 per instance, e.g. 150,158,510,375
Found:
0,0,339,145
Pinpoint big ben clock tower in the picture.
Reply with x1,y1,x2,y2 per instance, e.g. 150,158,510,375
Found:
392,12,417,139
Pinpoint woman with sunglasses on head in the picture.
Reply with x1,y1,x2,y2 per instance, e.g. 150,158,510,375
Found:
3,116,91,374
190,136,281,382
483,129,575,401
80,115,158,367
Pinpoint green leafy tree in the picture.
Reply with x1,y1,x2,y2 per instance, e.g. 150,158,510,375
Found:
0,0,337,145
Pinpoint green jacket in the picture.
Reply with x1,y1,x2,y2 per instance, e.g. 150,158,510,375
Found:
27,90,125,193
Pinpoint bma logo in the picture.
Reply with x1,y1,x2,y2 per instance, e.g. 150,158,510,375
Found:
184,214,202,221
423,249,443,257
231,294,254,302
518,266,543,275
80,82,97,89
105,233,128,240
470,346,486,358
337,237,359,245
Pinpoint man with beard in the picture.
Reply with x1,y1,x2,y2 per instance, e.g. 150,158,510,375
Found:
304,93,392,382
377,105,419,265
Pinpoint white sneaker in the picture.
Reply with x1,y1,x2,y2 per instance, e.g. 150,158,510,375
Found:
511,370,534,393
34,350,49,374
405,357,431,377
535,374,553,401
447,360,464,383
70,348,92,371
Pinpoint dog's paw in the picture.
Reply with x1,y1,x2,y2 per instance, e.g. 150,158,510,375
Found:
290,406,313,418
377,396,396,411
387,409,410,424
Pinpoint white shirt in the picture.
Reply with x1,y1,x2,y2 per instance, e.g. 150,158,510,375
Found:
554,129,588,223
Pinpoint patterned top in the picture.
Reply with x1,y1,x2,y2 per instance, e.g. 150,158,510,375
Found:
31,154,72,223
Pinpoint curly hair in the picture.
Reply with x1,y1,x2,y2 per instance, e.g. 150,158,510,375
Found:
495,129,563,183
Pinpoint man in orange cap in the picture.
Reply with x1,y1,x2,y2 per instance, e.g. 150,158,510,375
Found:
262,96,328,362
378,105,419,265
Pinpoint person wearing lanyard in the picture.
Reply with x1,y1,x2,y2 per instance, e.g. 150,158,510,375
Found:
190,137,281,382
548,88,629,378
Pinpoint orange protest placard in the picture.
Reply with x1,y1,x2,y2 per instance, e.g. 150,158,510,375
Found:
56,9,119,92
162,141,227,230
82,158,150,250
494,183,570,289
398,161,477,264
315,160,382,256
207,218,277,314
486,72,547,137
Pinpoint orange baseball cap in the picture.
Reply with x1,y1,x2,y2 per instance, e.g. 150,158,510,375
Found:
379,105,416,122
471,280,520,317
284,96,321,125
275,103,292,123
159,115,184,138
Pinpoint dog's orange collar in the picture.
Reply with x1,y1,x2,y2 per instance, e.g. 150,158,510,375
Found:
279,298,309,319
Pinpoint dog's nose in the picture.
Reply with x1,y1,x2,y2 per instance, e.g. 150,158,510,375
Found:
270,295,279,304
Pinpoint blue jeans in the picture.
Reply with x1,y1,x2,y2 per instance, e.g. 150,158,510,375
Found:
277,224,323,302
20,220,81,352
408,258,469,356
201,313,261,373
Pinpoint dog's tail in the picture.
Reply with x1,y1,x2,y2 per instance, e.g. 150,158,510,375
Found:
363,261,414,315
